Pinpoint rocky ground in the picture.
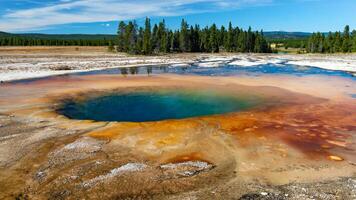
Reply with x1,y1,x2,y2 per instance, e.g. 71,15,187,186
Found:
1,113,355,200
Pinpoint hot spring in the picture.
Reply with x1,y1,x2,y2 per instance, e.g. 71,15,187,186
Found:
57,90,262,122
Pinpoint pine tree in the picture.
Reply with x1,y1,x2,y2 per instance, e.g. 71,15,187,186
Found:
324,32,333,53
209,24,219,53
200,26,210,52
246,27,255,52
261,31,270,53
124,21,137,53
179,19,189,52
219,25,226,51
317,32,325,53
237,31,247,52
117,21,126,52
307,33,318,53
167,30,173,53
158,20,168,53
254,32,262,53
136,27,144,54
143,17,152,55
152,24,159,53
342,25,351,52
352,30,356,52
189,25,200,52
225,22,234,52
171,30,180,52
334,32,342,52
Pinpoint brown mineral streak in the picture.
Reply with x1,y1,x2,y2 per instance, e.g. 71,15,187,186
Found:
1,74,355,158
0,73,355,199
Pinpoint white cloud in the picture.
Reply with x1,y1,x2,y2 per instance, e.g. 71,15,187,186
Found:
101,23,110,27
0,0,272,32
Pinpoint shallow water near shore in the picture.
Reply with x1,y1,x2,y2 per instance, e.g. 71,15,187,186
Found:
7,62,356,85
72,63,356,79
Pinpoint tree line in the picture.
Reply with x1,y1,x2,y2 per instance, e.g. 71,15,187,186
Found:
115,18,272,54
269,38,307,49
0,36,112,46
306,25,356,53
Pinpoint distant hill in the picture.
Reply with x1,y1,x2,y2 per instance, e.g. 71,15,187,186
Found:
0,32,117,40
264,31,311,40
0,31,12,37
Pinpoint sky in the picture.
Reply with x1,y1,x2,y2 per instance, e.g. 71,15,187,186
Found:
0,0,355,34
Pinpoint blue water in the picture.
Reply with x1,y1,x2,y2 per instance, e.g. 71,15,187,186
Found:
58,90,261,122
7,63,355,85
75,63,355,79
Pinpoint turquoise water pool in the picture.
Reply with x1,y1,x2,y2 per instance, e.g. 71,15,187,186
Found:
58,90,261,122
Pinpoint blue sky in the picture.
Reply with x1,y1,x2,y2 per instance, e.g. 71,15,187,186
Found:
0,0,355,34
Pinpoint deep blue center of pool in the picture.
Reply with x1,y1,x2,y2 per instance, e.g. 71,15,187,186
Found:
58,91,260,122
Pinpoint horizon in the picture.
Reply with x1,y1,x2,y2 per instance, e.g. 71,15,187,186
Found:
2,23,354,36
0,0,355,34
2,26,349,36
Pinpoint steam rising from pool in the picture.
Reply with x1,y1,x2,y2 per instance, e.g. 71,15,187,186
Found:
57,90,261,122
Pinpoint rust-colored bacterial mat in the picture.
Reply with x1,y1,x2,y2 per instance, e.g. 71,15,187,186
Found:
0,74,355,199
